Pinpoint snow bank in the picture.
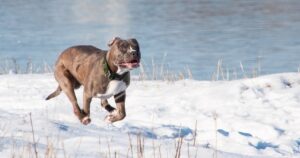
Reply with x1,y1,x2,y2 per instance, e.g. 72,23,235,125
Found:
0,73,300,158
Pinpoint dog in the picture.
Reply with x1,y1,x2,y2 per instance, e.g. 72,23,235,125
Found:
46,37,141,125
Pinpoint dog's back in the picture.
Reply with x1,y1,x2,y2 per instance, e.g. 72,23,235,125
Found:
46,45,107,100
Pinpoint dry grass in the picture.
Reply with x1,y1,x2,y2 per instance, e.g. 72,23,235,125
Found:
1,55,269,82
29,113,38,158
137,61,193,82
6,136,195,158
0,57,52,75
3,117,208,158
211,57,262,81
213,112,218,158
0,57,191,81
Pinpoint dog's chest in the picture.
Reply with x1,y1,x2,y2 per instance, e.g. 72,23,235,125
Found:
96,80,127,99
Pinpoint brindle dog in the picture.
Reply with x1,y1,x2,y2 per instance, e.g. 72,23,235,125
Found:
46,37,141,125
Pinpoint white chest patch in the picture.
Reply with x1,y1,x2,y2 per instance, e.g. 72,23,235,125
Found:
117,66,130,74
96,80,127,99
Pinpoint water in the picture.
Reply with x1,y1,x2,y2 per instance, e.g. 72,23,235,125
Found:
1,0,300,80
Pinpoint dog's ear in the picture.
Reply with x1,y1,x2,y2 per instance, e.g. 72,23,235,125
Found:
108,37,121,47
128,38,139,52
128,38,139,46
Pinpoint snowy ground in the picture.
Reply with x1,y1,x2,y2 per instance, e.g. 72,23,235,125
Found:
0,73,300,158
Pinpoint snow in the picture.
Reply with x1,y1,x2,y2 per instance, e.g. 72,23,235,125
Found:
0,73,300,158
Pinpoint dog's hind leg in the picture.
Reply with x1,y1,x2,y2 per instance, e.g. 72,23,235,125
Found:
55,66,86,123
81,92,92,125
46,86,62,100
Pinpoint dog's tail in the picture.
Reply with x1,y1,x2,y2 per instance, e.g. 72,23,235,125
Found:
46,86,62,100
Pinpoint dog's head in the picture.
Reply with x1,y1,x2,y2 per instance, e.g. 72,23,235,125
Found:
108,37,141,70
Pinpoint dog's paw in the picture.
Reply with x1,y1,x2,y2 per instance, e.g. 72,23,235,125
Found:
104,110,125,123
104,110,117,123
104,114,115,124
81,116,91,125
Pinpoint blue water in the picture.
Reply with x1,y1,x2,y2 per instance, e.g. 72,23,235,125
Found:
1,0,300,79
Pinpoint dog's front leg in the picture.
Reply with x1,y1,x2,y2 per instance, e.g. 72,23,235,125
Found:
104,92,126,123
81,93,92,125
101,99,116,112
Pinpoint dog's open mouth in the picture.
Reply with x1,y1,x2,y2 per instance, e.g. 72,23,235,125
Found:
119,60,140,69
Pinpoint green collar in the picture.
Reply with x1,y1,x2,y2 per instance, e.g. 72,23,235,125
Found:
103,55,127,80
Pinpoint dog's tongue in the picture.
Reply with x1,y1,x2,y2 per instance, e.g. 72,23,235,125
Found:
119,61,140,68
